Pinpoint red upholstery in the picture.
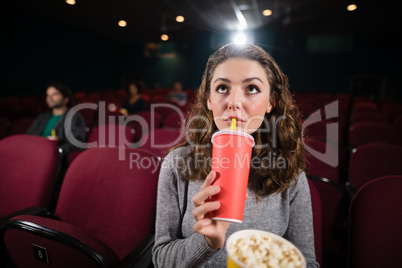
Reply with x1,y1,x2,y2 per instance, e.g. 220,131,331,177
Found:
67,124,134,166
3,147,161,267
304,120,345,144
140,129,184,158
88,124,134,147
7,117,35,136
152,104,180,120
128,111,162,142
309,177,348,259
305,138,340,182
163,112,185,129
349,122,402,149
383,106,402,123
349,112,386,125
349,143,402,188
56,147,160,259
0,135,61,218
77,107,96,127
348,175,402,268
352,101,378,113
307,178,322,267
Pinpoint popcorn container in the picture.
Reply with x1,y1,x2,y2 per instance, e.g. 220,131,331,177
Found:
226,229,306,268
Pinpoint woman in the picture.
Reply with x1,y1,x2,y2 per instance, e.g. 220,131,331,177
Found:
152,43,318,267
120,80,147,115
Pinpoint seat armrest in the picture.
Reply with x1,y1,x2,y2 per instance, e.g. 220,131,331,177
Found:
0,207,48,229
114,234,155,268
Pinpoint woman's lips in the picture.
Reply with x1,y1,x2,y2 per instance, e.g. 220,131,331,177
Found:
224,117,246,124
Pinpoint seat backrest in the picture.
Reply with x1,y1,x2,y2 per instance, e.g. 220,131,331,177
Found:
88,124,134,147
349,143,402,188
163,112,185,129
304,120,345,145
152,104,180,121
309,176,349,261
7,117,35,136
128,111,162,142
348,175,402,268
0,135,61,218
352,101,378,113
54,147,161,259
304,138,340,182
307,178,322,267
349,112,387,125
349,122,401,149
139,129,184,158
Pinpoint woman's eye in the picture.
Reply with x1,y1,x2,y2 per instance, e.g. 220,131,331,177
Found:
247,85,261,94
216,85,229,93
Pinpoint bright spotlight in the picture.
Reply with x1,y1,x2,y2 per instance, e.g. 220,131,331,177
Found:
347,4,357,11
161,34,169,41
118,20,127,27
233,32,247,45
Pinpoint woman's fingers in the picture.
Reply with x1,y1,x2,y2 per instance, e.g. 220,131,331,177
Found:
201,171,216,189
192,201,220,220
192,171,219,207
192,218,212,233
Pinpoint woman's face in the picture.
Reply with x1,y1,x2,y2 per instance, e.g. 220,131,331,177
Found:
129,84,138,96
207,58,274,134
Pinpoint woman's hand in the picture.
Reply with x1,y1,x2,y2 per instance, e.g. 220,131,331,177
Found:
192,171,230,250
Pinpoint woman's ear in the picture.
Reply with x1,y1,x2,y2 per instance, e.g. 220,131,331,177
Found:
266,94,276,113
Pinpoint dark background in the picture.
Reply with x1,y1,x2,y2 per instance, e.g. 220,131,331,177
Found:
1,1,401,101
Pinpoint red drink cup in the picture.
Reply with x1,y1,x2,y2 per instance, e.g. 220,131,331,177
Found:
47,136,59,143
209,130,255,223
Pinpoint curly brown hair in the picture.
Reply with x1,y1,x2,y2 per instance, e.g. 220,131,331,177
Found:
178,43,305,197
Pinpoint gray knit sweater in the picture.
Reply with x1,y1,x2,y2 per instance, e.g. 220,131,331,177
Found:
152,146,319,268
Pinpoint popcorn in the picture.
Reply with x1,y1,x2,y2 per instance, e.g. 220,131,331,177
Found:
227,233,304,268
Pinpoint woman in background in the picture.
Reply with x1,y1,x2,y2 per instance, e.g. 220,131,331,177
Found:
120,80,147,116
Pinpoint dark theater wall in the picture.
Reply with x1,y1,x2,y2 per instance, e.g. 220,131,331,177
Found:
0,7,401,101
0,10,122,97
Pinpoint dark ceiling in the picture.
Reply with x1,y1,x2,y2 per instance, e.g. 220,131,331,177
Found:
2,0,401,45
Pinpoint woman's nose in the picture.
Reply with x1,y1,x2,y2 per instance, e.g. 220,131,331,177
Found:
228,88,242,110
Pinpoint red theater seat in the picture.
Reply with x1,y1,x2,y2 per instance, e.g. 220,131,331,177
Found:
0,135,61,218
2,147,160,267
348,175,402,268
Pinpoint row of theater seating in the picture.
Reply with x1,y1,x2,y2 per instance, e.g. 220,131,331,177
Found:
0,88,197,123
0,86,196,140
296,93,402,267
1,91,402,267
0,134,401,267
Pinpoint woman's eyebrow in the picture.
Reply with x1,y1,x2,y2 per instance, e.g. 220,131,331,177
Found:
213,77,263,84
213,78,231,84
242,77,264,84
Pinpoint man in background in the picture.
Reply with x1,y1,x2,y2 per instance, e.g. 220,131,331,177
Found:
26,82,86,157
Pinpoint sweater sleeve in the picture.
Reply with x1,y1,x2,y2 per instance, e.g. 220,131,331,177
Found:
152,150,219,268
284,172,319,268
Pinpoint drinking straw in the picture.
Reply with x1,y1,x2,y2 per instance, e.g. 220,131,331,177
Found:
51,129,56,137
231,118,236,131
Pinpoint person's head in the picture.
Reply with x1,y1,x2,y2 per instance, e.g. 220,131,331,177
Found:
173,81,183,93
46,82,72,109
184,43,305,196
125,80,144,97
